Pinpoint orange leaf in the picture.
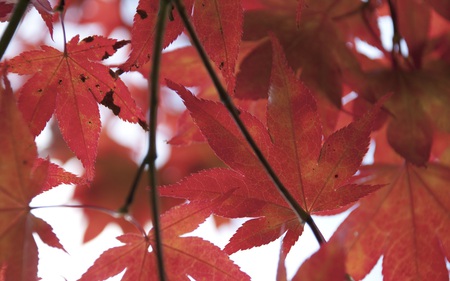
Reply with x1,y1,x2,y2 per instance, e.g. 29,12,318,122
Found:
331,163,450,280
0,75,74,280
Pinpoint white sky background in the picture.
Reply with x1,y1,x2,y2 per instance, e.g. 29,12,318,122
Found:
0,2,396,280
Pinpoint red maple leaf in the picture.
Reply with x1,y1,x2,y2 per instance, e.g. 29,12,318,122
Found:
120,0,191,71
191,0,243,92
79,198,250,281
6,35,146,180
330,162,450,281
0,74,80,280
161,36,384,254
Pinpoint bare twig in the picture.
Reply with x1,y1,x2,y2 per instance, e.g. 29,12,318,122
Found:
146,0,171,280
119,158,147,214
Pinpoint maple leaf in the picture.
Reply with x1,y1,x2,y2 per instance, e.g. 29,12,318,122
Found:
0,74,79,280
120,0,192,71
192,0,243,92
236,0,362,105
79,199,250,281
7,35,146,180
31,0,55,38
352,64,450,166
331,163,450,281
161,37,384,254
347,1,450,166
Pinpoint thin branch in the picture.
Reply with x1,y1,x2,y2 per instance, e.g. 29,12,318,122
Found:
0,0,31,60
172,0,326,245
31,204,147,237
147,1,170,280
119,158,147,214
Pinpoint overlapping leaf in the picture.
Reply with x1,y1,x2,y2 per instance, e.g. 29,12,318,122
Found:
353,66,450,166
331,163,450,281
0,76,79,280
235,0,364,104
192,0,243,92
120,0,191,71
79,199,250,281
161,37,383,254
7,35,146,180
1,0,55,37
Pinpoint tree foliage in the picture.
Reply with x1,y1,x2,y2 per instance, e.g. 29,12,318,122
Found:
0,0,449,280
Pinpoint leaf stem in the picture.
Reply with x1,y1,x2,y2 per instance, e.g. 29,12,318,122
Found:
0,0,30,60
54,0,67,54
172,0,326,245
30,204,147,237
119,158,147,214
147,1,170,280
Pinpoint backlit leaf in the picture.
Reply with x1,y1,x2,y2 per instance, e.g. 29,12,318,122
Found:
162,38,384,254
80,200,250,281
7,35,146,180
331,163,450,280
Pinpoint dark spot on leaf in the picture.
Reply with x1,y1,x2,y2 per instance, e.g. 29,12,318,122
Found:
22,160,28,165
88,121,92,124
219,61,224,70
80,74,87,82
83,36,94,43
137,9,148,19
113,40,130,51
95,84,100,89
334,174,338,178
58,79,63,85
101,91,121,115
109,69,117,79
37,89,43,93
102,52,111,60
